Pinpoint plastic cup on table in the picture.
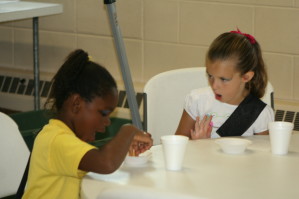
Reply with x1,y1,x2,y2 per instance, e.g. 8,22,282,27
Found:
268,121,294,155
160,135,188,171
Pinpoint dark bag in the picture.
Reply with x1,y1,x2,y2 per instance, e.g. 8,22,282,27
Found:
15,129,41,199
216,94,266,137
15,155,31,199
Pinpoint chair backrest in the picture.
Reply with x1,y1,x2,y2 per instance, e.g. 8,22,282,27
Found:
0,112,30,198
261,81,274,109
144,67,208,145
143,67,274,145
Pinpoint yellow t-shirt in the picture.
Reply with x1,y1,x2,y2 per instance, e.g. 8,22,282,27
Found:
22,119,96,199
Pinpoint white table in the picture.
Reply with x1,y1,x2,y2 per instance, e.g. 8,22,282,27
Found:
0,0,63,110
81,134,299,199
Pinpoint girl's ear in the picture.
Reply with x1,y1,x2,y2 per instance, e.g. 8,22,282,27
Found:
242,71,254,83
71,94,82,114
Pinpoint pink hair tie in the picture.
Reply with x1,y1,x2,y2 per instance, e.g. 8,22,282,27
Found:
230,29,256,44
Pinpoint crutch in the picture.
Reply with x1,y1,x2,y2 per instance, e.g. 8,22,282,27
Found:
104,0,143,130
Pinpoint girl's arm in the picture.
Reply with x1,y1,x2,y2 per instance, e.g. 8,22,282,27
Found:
254,130,269,135
175,110,213,139
175,110,196,138
253,105,273,135
79,124,152,174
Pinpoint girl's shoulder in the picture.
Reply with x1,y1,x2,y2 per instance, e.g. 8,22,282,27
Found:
260,104,275,119
188,87,213,98
185,87,219,109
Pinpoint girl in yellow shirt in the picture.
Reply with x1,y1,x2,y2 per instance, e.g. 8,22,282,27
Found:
22,49,153,199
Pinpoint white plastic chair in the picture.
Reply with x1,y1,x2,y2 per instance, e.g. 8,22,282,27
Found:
143,67,274,145
143,67,208,145
0,112,30,198
261,82,274,109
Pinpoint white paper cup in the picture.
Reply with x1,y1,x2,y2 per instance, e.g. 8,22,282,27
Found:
160,135,188,171
268,122,294,155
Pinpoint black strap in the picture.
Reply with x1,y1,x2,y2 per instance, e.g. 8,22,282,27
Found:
216,94,266,137
15,154,31,199
15,129,41,199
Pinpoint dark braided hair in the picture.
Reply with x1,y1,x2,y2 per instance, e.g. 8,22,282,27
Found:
46,49,117,111
207,32,268,98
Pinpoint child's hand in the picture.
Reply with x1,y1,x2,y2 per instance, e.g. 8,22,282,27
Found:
129,131,153,156
190,115,213,139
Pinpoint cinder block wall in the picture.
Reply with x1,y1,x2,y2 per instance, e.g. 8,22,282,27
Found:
1,0,299,108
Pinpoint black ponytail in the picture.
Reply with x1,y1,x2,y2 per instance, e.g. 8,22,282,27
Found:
46,49,117,112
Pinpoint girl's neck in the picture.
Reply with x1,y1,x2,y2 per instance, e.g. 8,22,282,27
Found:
55,110,75,133
237,89,250,105
226,89,250,106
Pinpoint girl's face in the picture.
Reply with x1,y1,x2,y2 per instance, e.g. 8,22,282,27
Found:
73,89,118,142
206,59,253,105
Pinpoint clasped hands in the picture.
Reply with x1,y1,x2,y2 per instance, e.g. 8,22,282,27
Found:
129,131,153,156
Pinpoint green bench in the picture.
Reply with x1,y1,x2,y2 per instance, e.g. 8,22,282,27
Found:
9,110,132,151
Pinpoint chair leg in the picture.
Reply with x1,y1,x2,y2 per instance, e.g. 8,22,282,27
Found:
143,93,147,132
270,92,274,110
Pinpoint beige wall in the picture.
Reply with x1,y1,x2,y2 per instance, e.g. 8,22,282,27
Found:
1,0,299,107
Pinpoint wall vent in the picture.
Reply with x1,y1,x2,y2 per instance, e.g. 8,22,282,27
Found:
275,110,299,131
0,74,144,119
0,75,52,98
0,74,299,131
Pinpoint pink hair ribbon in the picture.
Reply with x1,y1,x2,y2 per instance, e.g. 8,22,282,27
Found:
230,29,256,44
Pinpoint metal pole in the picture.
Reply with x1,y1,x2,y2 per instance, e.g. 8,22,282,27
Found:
104,0,143,130
33,17,40,110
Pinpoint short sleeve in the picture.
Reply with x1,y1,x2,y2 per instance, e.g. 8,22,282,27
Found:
252,105,275,133
184,87,213,120
184,90,199,120
49,134,96,177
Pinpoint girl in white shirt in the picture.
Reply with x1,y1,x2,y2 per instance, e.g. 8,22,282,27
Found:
175,29,274,139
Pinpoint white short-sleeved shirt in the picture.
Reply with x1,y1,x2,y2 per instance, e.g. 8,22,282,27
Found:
184,87,274,138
